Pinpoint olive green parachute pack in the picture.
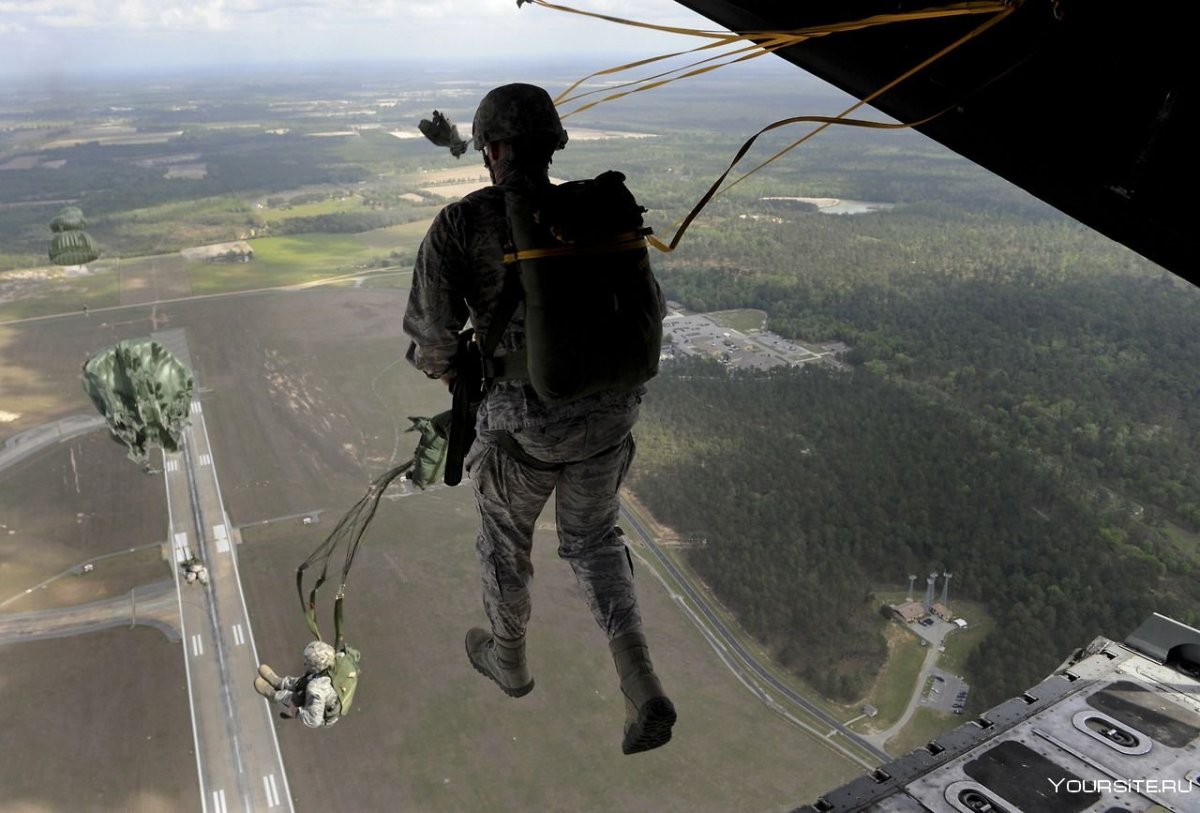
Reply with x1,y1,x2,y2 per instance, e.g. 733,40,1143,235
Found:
442,170,665,485
406,412,451,489
81,338,194,468
498,170,664,404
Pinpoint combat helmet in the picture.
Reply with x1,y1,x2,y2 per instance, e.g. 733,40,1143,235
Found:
471,83,568,151
303,640,337,672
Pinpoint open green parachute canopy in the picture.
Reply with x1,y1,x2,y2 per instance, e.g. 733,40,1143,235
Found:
81,339,194,467
48,205,99,266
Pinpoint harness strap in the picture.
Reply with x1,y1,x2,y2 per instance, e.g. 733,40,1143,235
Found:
492,431,630,472
494,430,563,471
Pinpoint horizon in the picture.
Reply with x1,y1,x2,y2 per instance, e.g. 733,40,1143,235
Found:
1,1,725,81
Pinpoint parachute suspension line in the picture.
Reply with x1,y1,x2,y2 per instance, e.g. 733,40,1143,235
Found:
644,1,1022,253
518,0,1020,253
296,461,413,645
528,0,1013,118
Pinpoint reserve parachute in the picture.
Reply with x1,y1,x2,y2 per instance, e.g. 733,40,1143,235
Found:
81,338,194,469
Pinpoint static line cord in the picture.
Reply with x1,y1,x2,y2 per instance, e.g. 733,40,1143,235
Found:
518,0,1020,253
525,0,1012,116
645,2,1022,253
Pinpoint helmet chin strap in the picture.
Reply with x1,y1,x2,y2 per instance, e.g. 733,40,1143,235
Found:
483,147,514,185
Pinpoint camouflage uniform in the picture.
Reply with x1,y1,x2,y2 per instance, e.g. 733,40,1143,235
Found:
403,171,662,642
274,673,340,728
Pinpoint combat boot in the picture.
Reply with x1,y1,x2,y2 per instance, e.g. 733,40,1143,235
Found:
610,630,676,754
465,628,534,698
253,676,275,699
258,663,284,690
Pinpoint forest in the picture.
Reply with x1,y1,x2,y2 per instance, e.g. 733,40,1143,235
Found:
633,354,1195,705
633,199,1199,706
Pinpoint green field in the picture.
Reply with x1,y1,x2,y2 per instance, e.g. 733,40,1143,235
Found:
858,624,927,729
710,308,767,332
884,706,958,756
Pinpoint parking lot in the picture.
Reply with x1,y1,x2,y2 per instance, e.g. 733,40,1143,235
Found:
921,667,971,714
662,310,840,371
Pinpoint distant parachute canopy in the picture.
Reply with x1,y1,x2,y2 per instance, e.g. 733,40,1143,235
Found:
81,339,194,468
48,206,99,266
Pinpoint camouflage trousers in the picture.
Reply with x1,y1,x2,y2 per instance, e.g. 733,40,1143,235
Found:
465,404,644,642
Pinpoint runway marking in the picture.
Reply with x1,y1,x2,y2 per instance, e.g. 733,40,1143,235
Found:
191,401,203,415
198,453,213,467
211,788,227,813
264,774,281,807
213,523,230,552
233,623,245,646
191,634,204,657
165,458,179,473
174,531,190,563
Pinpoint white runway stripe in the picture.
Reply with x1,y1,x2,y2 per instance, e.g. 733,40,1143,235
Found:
211,789,226,813
263,774,281,807
191,634,204,657
232,623,245,646
191,401,202,415
198,453,212,467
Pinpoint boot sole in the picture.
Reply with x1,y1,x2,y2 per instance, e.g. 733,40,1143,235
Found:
466,642,534,698
623,696,676,755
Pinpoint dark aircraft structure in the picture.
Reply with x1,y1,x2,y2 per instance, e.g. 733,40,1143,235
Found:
672,0,1193,283
665,2,1198,810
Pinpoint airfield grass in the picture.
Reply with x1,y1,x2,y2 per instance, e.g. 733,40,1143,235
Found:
0,287,864,811
0,302,169,434
0,626,197,813
0,269,121,321
0,432,169,610
116,254,192,305
180,288,862,811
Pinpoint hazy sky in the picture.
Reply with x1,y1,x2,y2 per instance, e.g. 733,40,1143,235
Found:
1,0,723,78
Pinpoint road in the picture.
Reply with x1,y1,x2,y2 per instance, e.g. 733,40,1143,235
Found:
0,579,179,645
156,327,293,813
0,414,106,472
619,502,891,766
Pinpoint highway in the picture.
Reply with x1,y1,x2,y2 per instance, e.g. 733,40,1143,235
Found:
157,328,294,813
619,502,891,766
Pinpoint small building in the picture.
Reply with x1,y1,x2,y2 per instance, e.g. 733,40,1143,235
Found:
931,602,952,620
953,618,968,629
891,600,927,624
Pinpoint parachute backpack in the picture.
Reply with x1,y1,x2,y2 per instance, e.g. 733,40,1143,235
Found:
496,170,664,405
